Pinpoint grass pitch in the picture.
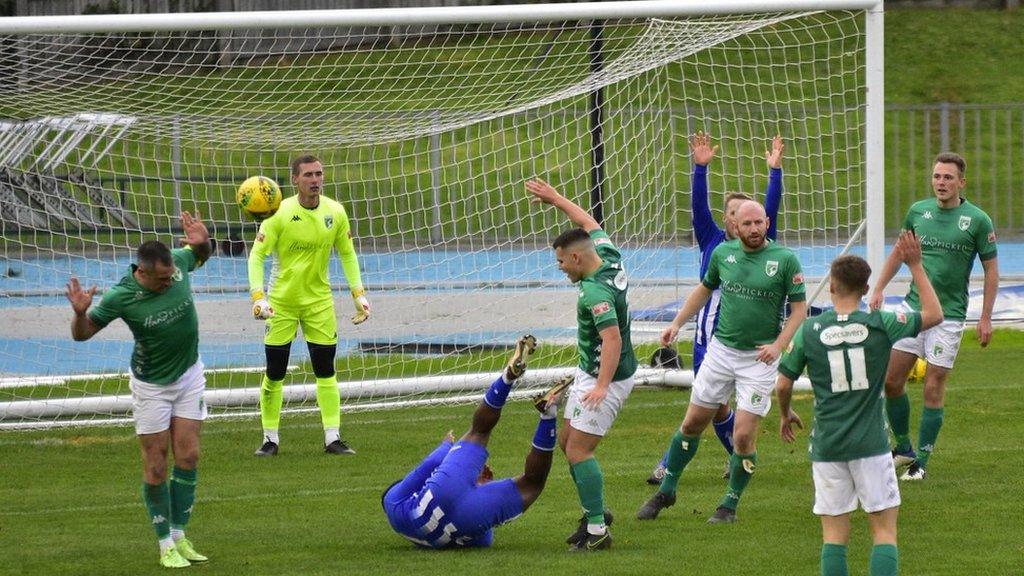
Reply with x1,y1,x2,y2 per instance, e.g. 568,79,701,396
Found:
2,328,1022,576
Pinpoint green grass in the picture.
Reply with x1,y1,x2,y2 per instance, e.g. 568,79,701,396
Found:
1,328,1022,575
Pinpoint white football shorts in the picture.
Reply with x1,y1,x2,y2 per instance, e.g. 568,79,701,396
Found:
812,452,901,515
690,337,776,417
892,303,965,370
130,358,207,435
563,368,635,436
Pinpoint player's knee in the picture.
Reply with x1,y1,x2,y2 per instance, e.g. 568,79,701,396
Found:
265,343,291,381
515,476,546,509
308,342,337,378
144,459,168,483
175,445,200,469
732,431,756,453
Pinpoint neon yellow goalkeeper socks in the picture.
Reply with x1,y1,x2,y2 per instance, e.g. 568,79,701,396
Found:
259,375,284,431
316,376,341,430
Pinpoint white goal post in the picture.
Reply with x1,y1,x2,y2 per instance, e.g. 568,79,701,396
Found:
0,0,881,428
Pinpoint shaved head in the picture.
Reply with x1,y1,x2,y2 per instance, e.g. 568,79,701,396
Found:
734,200,769,251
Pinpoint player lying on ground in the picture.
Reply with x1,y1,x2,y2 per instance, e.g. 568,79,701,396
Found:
382,335,573,549
777,231,942,576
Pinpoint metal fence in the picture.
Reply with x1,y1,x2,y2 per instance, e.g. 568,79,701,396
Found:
886,103,1024,237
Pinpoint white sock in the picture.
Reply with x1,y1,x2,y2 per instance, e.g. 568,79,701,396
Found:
501,371,513,385
263,429,279,444
170,528,185,542
324,428,340,445
159,536,175,553
586,523,607,536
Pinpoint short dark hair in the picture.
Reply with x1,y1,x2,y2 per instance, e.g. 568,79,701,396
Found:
552,228,591,250
291,154,321,176
137,240,172,270
934,152,966,177
724,192,752,209
830,255,871,296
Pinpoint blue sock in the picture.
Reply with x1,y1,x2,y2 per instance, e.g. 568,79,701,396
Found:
658,450,669,468
483,374,512,409
713,409,735,454
531,416,557,451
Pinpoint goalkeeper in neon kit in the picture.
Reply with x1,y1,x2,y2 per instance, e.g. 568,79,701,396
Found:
248,154,370,456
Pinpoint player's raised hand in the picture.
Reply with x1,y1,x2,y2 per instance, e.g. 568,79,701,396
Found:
779,408,803,443
525,178,564,205
65,277,97,315
868,291,884,311
178,211,210,247
895,230,922,267
755,342,782,364
660,324,679,347
766,135,784,169
689,131,719,166
351,289,371,324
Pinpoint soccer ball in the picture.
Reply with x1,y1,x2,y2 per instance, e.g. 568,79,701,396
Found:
236,175,282,220
909,358,927,382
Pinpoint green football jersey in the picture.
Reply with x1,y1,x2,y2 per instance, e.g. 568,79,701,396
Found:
779,309,921,462
575,229,637,381
89,248,200,385
248,195,364,309
902,198,997,320
702,240,806,350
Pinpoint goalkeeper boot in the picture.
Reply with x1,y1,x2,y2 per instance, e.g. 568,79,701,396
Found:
254,438,279,457
533,374,573,413
159,546,191,569
636,490,676,520
569,529,612,552
174,538,208,563
505,334,537,381
646,463,667,486
891,447,917,472
707,505,737,524
900,462,927,481
325,439,356,455
565,510,614,546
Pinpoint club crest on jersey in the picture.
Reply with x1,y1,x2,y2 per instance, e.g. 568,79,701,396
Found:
613,270,628,290
819,323,868,346
324,216,334,229
172,268,183,282
958,215,972,231
765,260,779,277
591,301,611,316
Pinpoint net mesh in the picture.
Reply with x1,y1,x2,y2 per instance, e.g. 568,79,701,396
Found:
0,9,866,427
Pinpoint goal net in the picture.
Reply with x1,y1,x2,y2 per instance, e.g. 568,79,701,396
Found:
0,2,874,428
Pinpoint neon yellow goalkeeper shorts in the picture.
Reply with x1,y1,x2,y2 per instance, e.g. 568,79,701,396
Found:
264,299,337,346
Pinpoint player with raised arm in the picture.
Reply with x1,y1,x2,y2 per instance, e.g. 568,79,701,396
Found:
382,335,570,549
777,231,943,576
868,152,999,481
637,200,807,524
65,212,212,568
648,132,784,485
525,178,637,551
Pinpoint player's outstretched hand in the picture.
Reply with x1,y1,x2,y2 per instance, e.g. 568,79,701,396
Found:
867,291,884,311
179,211,210,248
780,408,803,443
351,289,371,324
895,230,922,266
766,135,784,169
755,342,782,364
689,131,719,166
525,178,564,205
660,324,679,347
65,277,97,315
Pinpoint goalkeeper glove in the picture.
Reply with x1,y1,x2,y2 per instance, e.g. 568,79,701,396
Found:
251,290,274,320
351,288,371,325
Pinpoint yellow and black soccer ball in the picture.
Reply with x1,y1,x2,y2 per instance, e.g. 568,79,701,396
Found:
236,175,282,221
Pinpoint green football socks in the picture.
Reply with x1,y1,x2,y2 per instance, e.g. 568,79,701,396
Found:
659,431,700,495
316,376,341,430
169,466,197,533
870,544,899,576
571,458,606,525
917,407,944,469
821,543,849,576
720,451,757,510
259,375,284,431
143,481,172,541
886,393,913,453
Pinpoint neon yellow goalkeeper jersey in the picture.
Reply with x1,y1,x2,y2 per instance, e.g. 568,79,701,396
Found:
248,195,364,310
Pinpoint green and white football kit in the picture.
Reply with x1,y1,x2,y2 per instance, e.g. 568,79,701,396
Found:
88,247,206,434
562,230,638,436
780,309,922,514
892,198,996,369
692,240,805,418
